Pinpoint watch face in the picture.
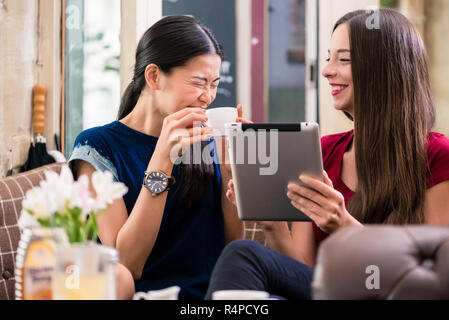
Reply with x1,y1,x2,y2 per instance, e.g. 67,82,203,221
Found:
147,171,169,194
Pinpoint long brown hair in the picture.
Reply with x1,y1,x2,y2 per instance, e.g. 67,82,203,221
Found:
334,9,435,224
118,16,224,213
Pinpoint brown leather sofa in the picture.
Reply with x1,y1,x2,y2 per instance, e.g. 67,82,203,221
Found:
0,162,267,300
312,225,449,300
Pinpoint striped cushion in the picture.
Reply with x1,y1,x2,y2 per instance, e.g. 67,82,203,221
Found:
0,163,64,300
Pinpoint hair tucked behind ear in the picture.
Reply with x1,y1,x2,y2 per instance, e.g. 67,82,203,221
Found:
118,16,224,213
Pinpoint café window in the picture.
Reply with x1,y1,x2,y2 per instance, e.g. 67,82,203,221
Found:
251,0,318,123
63,0,121,158
268,0,307,122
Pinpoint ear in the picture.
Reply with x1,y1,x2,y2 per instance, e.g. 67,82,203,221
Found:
144,64,162,90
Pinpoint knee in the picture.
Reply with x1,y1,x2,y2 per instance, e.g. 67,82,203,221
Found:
115,262,135,300
222,240,265,259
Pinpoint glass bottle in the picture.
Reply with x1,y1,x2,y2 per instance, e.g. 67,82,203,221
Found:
14,227,68,300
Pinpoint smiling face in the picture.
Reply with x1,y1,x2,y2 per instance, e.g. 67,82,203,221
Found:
322,23,354,117
154,54,222,116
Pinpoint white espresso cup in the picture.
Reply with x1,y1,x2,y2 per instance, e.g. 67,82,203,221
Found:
133,286,181,300
205,107,238,137
211,290,270,300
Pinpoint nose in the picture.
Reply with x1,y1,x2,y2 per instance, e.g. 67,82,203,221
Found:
199,88,214,107
322,60,337,79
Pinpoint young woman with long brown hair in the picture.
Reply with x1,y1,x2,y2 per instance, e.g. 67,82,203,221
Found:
205,9,449,300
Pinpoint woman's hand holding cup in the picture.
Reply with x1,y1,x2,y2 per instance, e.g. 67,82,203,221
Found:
154,107,213,164
217,104,253,175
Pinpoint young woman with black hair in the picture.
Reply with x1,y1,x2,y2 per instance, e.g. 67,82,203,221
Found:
69,16,245,300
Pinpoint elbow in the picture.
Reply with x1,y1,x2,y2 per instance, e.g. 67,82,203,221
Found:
124,262,142,280
131,269,142,281
116,249,143,281
124,258,143,280
115,233,143,280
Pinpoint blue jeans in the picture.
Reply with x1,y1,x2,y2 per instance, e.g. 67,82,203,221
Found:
205,240,314,300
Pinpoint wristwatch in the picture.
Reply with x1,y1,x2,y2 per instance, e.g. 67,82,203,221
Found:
143,170,176,196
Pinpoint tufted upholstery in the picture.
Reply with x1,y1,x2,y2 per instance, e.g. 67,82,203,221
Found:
0,163,65,300
312,225,449,300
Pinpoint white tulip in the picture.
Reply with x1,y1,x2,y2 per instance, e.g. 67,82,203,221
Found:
22,187,57,219
70,174,95,221
17,210,40,230
40,165,74,213
91,170,128,211
21,167,128,236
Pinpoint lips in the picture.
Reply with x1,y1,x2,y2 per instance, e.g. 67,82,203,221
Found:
330,84,348,96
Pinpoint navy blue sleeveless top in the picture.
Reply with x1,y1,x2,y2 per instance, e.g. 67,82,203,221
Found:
68,121,226,300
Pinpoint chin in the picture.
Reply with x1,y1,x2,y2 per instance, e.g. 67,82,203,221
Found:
333,101,352,112
333,105,347,112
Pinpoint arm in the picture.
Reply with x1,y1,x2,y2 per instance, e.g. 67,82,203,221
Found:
424,180,449,224
74,151,173,280
215,137,244,243
258,221,317,267
290,222,318,267
217,104,248,243
220,162,244,243
225,179,316,266
76,108,212,280
75,160,128,248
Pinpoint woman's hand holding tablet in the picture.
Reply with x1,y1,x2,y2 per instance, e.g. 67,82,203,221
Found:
287,171,362,233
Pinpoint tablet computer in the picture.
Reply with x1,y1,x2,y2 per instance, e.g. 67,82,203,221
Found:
225,122,323,221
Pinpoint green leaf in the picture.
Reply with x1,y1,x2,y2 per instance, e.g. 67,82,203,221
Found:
37,218,51,227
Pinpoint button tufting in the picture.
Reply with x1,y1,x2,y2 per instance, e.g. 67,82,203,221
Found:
2,270,13,280
421,259,435,270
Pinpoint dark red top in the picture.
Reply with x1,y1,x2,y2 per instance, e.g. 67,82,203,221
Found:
313,130,449,243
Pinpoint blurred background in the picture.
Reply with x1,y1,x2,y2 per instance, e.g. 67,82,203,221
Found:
0,0,448,177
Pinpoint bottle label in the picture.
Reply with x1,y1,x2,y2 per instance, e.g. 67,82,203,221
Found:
23,241,55,300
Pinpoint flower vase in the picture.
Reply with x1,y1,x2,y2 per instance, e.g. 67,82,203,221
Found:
52,242,119,300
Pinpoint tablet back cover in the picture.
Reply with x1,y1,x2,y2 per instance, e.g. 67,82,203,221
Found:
227,123,323,221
